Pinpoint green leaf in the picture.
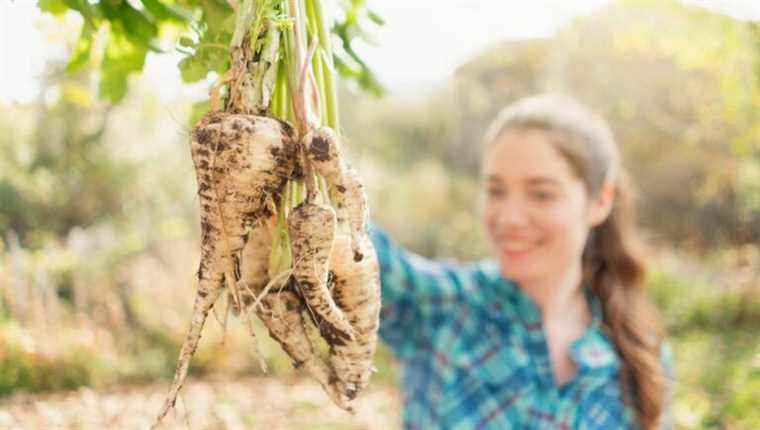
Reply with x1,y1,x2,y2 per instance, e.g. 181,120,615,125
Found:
38,0,384,104
200,0,234,37
62,0,100,27
66,23,94,73
38,0,68,15
190,100,210,126
202,46,230,75
140,0,194,23
330,4,384,96
99,30,148,103
98,1,158,47
178,55,208,83
333,55,359,79
179,36,196,48
366,9,384,26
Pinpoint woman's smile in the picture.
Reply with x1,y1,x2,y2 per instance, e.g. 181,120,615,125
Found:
481,128,594,285
498,238,545,260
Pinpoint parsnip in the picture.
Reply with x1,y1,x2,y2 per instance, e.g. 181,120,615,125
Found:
287,202,356,343
323,232,381,401
155,111,296,425
238,216,354,411
303,127,369,262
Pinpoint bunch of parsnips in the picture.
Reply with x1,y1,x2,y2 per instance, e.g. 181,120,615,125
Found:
154,0,381,426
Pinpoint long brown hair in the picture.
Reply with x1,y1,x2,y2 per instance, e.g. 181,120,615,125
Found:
483,94,669,429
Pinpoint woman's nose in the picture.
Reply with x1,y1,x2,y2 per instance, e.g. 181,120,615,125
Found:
495,198,530,227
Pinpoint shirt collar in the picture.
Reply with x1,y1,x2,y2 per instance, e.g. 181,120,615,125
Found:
570,290,619,371
481,260,618,371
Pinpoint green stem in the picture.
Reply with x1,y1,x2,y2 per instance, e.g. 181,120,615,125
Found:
197,43,229,50
305,0,326,122
286,86,297,124
281,225,292,273
305,0,334,204
313,53,328,122
310,0,339,130
272,59,288,118
286,0,307,131
250,0,268,48
281,0,297,109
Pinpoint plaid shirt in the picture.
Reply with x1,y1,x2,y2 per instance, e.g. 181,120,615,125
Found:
370,226,674,430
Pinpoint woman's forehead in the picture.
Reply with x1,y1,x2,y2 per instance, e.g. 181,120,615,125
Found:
485,174,562,187
483,130,578,182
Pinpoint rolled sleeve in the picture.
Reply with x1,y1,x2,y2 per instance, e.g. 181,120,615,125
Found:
368,223,458,360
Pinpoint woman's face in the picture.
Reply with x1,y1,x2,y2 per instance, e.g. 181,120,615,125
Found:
481,128,612,285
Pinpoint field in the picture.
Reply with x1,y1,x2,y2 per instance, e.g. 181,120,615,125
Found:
1,0,758,428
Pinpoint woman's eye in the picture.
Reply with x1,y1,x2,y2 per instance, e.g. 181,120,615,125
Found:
531,190,555,201
486,187,505,198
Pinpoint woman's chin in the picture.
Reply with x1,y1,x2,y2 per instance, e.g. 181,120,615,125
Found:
486,240,549,283
497,260,539,284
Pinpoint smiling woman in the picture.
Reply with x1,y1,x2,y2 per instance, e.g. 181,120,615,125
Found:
482,95,671,427
370,94,674,429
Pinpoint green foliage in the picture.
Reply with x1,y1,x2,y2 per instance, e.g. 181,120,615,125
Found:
38,0,68,16
36,0,169,102
331,0,384,96
142,0,194,22
100,28,150,102
647,266,760,429
0,324,94,395
648,269,760,333
66,23,94,73
37,0,384,103
0,76,136,246
175,1,235,84
0,318,222,396
5,2,756,427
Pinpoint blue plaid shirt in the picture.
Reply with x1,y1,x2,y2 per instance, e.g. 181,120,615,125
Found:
369,226,674,430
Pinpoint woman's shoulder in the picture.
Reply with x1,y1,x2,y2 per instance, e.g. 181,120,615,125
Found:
467,259,521,296
368,223,525,311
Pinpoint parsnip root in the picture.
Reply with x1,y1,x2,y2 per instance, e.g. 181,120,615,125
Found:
155,111,295,426
288,202,356,343
239,215,354,411
324,232,381,401
304,127,369,262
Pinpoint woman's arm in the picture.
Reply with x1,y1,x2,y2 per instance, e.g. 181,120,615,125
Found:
368,223,461,360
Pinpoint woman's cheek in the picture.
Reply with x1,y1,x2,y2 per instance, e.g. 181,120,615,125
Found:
481,201,499,241
542,211,588,264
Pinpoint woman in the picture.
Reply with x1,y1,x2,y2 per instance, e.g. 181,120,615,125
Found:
369,94,674,429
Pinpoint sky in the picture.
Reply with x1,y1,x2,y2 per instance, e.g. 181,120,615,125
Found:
1,0,759,104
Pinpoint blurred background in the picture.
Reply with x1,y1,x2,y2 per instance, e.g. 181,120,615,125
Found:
0,0,758,428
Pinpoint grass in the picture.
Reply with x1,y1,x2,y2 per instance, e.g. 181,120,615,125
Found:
647,267,759,429
0,322,95,395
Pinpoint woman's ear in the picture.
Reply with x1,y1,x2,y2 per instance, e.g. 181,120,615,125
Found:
587,181,615,227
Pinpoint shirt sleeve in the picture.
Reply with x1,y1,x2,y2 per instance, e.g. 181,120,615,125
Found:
368,223,460,360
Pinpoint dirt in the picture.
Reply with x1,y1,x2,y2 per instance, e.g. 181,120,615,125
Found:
0,376,401,430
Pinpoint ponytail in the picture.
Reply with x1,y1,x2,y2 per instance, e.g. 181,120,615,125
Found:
583,173,668,429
